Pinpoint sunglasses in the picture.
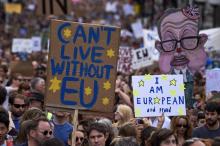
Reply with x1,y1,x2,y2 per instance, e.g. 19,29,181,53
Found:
40,130,53,136
13,104,27,108
176,124,188,128
76,137,84,142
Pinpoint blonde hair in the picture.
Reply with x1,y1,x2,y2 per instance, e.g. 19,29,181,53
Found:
116,104,133,127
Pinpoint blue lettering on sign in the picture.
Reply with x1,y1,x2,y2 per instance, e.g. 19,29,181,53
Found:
50,23,117,109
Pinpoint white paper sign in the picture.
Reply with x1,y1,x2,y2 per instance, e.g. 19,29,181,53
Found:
32,36,42,52
132,75,186,117
143,29,159,61
12,38,32,53
206,69,220,94
132,47,154,69
131,19,143,39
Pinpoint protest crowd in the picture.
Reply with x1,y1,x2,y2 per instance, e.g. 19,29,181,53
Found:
0,0,220,146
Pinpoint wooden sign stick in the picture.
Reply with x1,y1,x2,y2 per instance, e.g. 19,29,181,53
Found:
71,109,78,146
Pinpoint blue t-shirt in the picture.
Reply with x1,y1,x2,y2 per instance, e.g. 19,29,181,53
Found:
52,121,73,146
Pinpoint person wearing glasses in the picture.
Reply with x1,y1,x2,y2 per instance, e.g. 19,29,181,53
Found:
192,102,220,139
155,5,208,108
9,93,28,133
171,116,193,146
14,117,53,146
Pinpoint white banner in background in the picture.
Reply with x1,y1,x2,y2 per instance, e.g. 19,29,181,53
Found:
131,19,143,39
200,28,220,52
12,38,32,53
132,47,154,70
206,69,220,95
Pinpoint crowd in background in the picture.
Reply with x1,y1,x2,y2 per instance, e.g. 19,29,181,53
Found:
0,0,220,146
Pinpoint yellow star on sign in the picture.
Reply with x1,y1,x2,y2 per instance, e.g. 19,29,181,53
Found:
170,79,177,86
133,89,139,96
138,80,144,87
102,97,110,105
135,108,141,117
49,77,61,93
179,83,185,91
106,49,115,58
85,87,92,95
63,28,72,38
103,81,111,90
170,90,177,96
161,74,168,81
154,97,160,104
144,74,152,80
178,107,184,115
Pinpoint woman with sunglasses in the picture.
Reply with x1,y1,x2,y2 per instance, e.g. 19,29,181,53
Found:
171,116,193,146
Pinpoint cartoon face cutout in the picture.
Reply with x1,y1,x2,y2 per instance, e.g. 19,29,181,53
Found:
155,10,207,74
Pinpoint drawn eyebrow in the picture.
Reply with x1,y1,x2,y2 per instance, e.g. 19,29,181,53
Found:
162,22,198,31
162,18,197,26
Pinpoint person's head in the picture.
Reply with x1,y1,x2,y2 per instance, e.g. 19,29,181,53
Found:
8,73,23,87
118,122,137,138
41,137,64,146
75,130,85,146
28,92,44,110
9,92,27,117
18,82,31,96
114,104,133,125
30,77,45,94
25,117,53,145
183,138,206,146
87,122,108,146
110,136,139,146
155,7,207,74
0,64,8,78
197,111,206,127
171,116,192,138
0,106,9,145
149,128,177,146
20,107,46,125
140,126,157,146
204,102,219,128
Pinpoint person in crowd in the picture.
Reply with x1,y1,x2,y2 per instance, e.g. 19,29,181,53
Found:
18,82,31,97
74,130,85,146
149,128,178,146
30,77,45,94
98,118,115,146
0,64,8,86
14,117,53,146
113,104,133,129
182,138,212,146
140,126,157,146
118,122,137,138
77,118,96,138
0,106,9,146
87,122,108,146
3,73,23,110
110,136,139,146
192,102,220,138
197,111,206,128
15,107,47,145
52,111,73,146
9,93,28,132
171,116,192,146
188,108,199,128
41,137,65,146
28,92,44,110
